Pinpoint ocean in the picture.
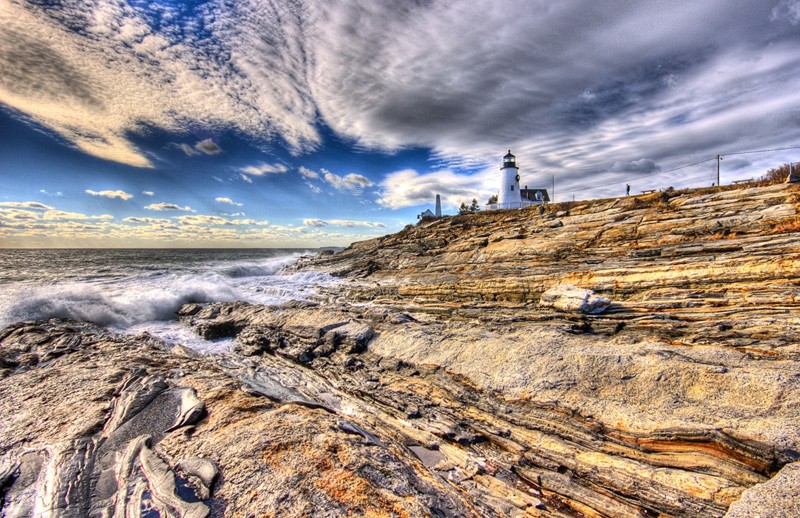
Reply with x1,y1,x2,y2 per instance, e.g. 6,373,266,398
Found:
0,249,339,353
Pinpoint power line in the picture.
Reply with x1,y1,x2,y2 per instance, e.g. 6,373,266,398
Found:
565,144,799,196
569,156,716,193
721,145,800,157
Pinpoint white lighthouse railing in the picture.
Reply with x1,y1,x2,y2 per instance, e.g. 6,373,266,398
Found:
485,200,544,211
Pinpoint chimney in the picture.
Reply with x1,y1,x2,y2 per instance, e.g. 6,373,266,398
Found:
435,194,442,218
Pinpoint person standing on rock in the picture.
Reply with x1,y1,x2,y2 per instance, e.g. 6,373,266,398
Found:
626,184,631,196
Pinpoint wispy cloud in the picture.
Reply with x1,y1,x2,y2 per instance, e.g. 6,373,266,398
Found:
43,210,113,220
0,201,54,210
377,169,488,210
85,189,134,200
142,191,155,196
2,0,799,202
240,162,289,177
194,138,222,155
323,170,373,193
303,218,386,228
123,217,171,224
298,166,319,179
304,181,322,194
144,202,195,212
215,197,243,206
177,215,269,226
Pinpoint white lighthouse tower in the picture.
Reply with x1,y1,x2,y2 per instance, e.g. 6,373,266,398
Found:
497,150,521,209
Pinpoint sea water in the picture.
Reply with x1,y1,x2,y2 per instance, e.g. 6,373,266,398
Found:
0,249,339,353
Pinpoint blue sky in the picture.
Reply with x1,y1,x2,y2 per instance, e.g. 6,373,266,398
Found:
2,0,800,247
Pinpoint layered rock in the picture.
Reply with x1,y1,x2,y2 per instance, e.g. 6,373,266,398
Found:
2,183,799,517
0,320,473,517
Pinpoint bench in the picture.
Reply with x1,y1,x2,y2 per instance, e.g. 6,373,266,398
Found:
732,178,754,185
640,189,657,194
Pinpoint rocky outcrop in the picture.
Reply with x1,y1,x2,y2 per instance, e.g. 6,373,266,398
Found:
0,320,474,517
2,183,799,517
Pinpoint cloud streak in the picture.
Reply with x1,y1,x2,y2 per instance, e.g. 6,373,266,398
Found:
323,170,373,193
144,202,195,212
86,189,134,200
1,0,799,202
215,197,243,206
303,218,385,228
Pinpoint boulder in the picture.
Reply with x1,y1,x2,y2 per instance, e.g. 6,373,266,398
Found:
539,284,610,314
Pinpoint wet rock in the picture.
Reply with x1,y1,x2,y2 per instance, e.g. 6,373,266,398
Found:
176,457,218,499
140,444,209,518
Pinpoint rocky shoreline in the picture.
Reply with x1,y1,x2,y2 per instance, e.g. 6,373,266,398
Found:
2,183,800,516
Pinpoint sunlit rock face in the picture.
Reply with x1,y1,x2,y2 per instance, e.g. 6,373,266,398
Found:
2,183,800,517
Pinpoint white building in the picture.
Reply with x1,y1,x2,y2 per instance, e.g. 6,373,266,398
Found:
486,150,549,210
417,194,443,220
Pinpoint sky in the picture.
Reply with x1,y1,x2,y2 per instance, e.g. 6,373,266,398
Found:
1,0,800,248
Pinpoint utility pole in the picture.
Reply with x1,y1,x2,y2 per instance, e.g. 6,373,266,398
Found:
716,154,722,186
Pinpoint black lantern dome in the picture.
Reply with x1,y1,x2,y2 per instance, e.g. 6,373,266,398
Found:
502,150,518,169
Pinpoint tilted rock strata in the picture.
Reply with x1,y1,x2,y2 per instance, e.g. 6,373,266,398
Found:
291,184,800,310
0,320,474,517
3,184,799,517
283,183,800,516
177,299,800,517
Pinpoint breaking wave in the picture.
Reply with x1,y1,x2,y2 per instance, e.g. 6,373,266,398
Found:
0,249,340,351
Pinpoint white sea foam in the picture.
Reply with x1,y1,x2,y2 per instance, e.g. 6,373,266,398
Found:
0,249,340,353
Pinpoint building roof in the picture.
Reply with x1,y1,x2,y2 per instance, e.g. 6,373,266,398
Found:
521,188,550,202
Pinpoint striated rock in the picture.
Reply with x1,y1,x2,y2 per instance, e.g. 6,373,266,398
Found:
4,184,800,517
0,320,478,517
539,284,610,314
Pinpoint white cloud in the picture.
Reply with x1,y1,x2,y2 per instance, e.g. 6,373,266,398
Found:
0,0,319,167
123,216,171,224
42,210,112,220
304,181,322,194
1,0,799,203
0,208,40,221
177,215,268,226
323,170,374,193
303,218,327,228
240,162,289,177
179,143,198,156
298,166,320,179
772,0,800,25
302,218,386,228
144,202,195,212
0,201,54,210
142,191,155,196
215,197,243,206
85,189,134,200
377,168,489,210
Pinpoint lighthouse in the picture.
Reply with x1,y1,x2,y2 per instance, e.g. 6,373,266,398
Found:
486,150,550,211
497,150,522,209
